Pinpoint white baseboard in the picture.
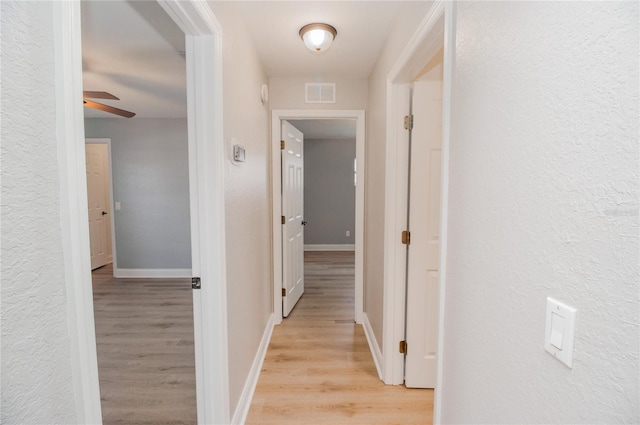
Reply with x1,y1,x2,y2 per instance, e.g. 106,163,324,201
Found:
114,268,192,278
231,313,275,425
304,244,355,251
362,313,383,380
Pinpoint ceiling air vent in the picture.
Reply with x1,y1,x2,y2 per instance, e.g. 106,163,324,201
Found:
305,83,336,104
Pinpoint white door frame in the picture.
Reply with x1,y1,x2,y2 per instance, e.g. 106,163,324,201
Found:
271,110,366,325
85,138,116,271
54,1,229,423
381,2,454,423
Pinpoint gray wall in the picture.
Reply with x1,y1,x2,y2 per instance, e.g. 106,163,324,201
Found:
208,2,272,414
84,118,191,269
303,138,356,245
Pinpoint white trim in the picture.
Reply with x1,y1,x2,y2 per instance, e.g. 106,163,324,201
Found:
381,2,454,424
304,244,355,252
54,2,102,423
230,314,275,425
382,80,411,386
158,1,219,36
272,110,366,326
434,4,455,423
85,138,117,273
114,268,192,278
157,2,230,423
57,1,229,424
362,313,383,380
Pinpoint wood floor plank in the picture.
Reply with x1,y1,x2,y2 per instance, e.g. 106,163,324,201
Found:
93,252,432,424
246,251,433,425
92,264,197,425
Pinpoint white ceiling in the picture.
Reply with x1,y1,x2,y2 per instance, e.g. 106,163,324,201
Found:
81,1,187,118
81,1,406,121
289,119,356,140
234,1,403,79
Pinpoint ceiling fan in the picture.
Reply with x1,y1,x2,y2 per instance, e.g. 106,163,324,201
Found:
83,91,136,118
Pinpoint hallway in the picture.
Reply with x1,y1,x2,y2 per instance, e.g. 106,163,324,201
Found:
246,251,433,424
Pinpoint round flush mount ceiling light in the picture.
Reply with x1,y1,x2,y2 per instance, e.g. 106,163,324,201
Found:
299,23,337,53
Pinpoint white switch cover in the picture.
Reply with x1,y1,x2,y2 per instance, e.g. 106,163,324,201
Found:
545,297,577,368
549,312,564,349
115,202,121,211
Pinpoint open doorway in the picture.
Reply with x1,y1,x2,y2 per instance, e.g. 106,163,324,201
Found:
279,118,357,318
85,139,114,271
81,1,195,422
271,110,366,325
291,119,357,253
55,0,229,423
381,3,454,423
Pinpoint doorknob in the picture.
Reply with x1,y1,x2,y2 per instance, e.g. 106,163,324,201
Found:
302,221,307,226
101,211,108,216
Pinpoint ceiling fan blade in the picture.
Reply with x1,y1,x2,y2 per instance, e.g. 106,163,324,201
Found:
83,91,119,100
83,99,136,118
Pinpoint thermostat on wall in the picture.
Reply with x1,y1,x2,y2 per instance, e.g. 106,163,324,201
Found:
233,145,246,162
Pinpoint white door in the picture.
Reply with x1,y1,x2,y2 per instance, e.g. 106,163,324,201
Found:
281,120,305,317
405,74,443,388
85,142,112,270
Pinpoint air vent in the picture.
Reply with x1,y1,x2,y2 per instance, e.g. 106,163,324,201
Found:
305,83,336,104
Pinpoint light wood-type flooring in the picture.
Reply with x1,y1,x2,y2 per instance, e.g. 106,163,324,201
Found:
93,252,432,424
246,251,434,425
92,264,197,425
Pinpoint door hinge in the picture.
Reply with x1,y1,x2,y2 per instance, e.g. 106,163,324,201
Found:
282,288,286,297
401,230,411,245
191,277,201,290
404,115,413,131
399,340,408,354
280,140,285,150
281,215,286,225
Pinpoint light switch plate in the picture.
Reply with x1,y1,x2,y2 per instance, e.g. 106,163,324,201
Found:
545,297,577,368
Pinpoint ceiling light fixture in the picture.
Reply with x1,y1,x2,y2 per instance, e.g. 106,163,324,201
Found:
299,23,337,53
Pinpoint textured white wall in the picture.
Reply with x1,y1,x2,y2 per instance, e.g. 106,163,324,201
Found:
269,77,368,110
207,1,272,415
442,2,639,423
1,1,78,423
365,0,435,350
